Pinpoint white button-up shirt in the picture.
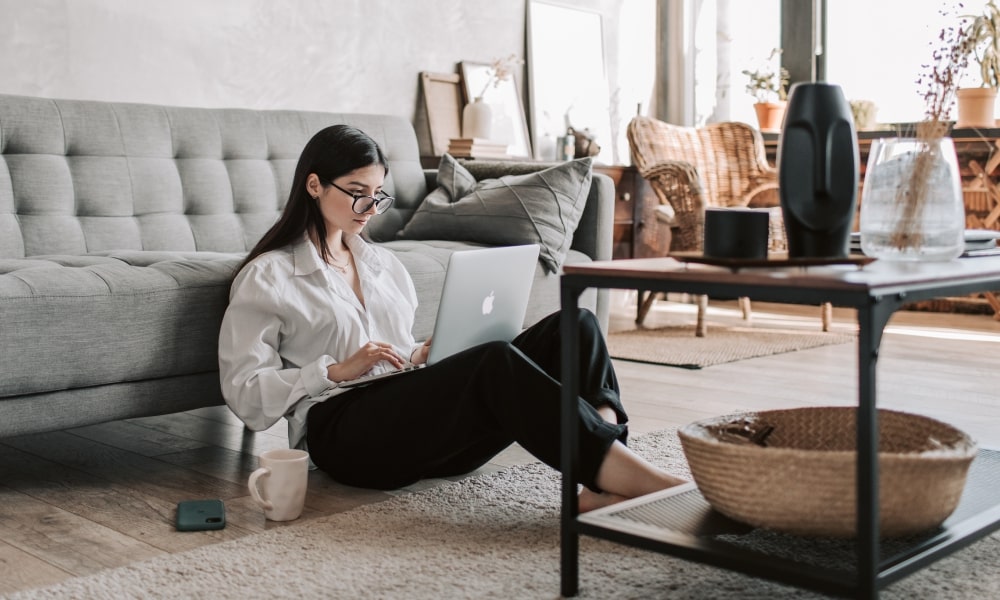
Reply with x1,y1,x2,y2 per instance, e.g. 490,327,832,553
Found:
218,234,422,451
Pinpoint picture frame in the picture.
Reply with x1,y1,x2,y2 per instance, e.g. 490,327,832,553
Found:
420,71,464,156
459,61,533,158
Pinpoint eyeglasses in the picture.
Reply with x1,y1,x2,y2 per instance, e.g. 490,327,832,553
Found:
326,180,395,215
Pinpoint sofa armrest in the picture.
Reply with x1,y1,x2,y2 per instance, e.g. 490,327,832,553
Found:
574,172,614,261
423,169,438,191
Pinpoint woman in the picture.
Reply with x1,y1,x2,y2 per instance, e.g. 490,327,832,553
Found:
218,124,685,512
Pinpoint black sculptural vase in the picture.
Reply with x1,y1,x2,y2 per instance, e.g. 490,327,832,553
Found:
777,83,859,258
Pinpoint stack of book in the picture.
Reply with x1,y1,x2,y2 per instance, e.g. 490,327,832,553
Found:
962,229,1000,256
447,138,510,159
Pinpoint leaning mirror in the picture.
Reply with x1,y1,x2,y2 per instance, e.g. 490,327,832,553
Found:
527,1,611,163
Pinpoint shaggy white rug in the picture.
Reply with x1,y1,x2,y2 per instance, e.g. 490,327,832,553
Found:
6,431,999,599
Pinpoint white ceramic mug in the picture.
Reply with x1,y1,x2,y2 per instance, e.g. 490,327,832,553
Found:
248,448,309,521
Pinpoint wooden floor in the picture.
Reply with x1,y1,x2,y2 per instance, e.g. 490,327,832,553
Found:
1,292,999,595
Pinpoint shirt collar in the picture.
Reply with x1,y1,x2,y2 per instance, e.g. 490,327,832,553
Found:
344,232,387,271
292,235,326,276
293,232,386,276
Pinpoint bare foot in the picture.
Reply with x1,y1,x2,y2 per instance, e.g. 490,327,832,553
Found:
578,487,630,513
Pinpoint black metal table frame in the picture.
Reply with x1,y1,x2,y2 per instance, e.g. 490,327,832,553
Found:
559,261,1000,599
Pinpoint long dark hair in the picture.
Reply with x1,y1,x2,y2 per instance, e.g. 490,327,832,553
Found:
237,124,389,275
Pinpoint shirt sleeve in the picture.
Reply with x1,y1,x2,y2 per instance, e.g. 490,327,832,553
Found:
218,263,343,432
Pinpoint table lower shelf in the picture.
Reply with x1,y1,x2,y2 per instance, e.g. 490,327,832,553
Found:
577,448,1000,596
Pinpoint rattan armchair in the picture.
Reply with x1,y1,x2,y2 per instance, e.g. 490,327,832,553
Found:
626,115,831,335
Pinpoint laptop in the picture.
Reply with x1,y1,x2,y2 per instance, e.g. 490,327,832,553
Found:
338,244,540,388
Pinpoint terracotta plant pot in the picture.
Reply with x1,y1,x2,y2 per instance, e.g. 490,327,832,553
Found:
955,87,997,129
753,101,787,131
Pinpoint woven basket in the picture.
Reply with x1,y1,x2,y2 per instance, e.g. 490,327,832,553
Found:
678,407,977,538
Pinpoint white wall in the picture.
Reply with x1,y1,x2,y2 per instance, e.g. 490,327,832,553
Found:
0,0,523,115
0,0,641,160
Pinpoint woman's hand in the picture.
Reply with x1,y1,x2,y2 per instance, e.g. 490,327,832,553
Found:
327,341,406,383
410,337,433,366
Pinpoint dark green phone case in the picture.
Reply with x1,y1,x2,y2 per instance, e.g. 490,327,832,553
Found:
175,499,226,531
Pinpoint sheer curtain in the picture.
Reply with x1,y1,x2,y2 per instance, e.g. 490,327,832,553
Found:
655,0,781,127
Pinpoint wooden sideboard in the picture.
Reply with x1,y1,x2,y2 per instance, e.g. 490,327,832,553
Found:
593,164,668,260
762,128,1000,232
601,130,1000,263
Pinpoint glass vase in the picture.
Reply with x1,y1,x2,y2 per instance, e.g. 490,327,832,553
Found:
859,137,965,261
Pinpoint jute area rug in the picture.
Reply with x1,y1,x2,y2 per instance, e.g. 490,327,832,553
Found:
607,324,856,369
8,431,998,600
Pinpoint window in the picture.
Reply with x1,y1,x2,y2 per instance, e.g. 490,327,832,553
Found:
825,0,959,124
684,1,970,127
691,0,782,127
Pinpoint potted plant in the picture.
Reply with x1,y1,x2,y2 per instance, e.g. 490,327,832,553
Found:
742,48,789,131
849,99,879,130
956,1,1000,128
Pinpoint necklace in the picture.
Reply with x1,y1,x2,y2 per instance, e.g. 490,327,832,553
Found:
328,245,355,274
328,255,351,273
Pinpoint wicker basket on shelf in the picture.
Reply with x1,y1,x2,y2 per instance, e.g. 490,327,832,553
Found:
678,407,977,538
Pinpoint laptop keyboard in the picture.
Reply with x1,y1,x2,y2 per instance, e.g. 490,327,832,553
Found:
337,363,426,389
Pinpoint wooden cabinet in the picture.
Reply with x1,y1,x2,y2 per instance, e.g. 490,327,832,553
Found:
762,130,1000,232
593,165,668,259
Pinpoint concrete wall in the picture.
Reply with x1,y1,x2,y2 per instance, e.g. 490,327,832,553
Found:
0,0,640,160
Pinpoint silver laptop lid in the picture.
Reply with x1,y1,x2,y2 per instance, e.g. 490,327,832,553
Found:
426,244,540,365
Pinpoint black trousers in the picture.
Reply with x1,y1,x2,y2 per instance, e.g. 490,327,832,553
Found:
306,310,628,491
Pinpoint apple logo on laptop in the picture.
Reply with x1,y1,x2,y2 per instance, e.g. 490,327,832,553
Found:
481,290,495,315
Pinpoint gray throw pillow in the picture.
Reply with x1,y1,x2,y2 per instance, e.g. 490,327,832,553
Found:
398,154,593,273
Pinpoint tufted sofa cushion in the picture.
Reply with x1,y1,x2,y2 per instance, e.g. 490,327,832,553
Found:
0,94,428,259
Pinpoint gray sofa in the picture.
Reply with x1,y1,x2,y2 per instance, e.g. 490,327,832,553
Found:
0,93,613,438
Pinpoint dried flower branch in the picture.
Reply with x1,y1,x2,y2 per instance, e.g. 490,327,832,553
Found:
893,7,974,249
477,54,524,99
916,9,972,133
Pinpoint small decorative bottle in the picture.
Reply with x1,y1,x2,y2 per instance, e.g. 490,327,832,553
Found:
559,128,576,161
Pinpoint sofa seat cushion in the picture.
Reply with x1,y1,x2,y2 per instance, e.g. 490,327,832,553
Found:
0,242,598,399
0,253,241,398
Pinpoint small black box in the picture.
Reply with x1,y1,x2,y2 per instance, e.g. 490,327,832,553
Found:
703,207,770,259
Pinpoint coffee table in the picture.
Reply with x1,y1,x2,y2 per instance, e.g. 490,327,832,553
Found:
558,256,1000,599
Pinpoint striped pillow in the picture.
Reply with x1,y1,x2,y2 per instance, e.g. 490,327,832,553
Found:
398,154,592,273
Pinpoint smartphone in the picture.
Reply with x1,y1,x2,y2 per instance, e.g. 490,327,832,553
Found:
175,499,226,531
